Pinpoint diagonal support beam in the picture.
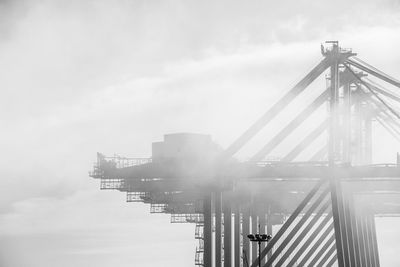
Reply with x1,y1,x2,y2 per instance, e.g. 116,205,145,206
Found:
310,145,327,161
297,233,335,266
262,188,330,267
252,90,329,161
327,254,338,267
223,58,331,158
287,219,334,266
274,208,332,266
250,180,327,267
293,86,357,163
317,242,337,267
282,118,328,161
308,235,336,266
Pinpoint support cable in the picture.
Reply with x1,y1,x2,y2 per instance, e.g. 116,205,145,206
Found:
375,116,400,143
361,83,400,124
373,105,400,137
378,111,400,134
364,87,400,138
366,92,400,127
362,90,400,139
371,99,400,121
346,58,400,88
365,78,400,103
353,57,400,86
344,64,400,119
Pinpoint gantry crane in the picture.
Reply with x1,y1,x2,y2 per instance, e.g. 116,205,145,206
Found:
90,41,400,267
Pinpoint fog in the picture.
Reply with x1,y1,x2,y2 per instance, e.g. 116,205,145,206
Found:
1,0,400,266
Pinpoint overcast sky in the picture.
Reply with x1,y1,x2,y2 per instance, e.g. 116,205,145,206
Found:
1,0,400,266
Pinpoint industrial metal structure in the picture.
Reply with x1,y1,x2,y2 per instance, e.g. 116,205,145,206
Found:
89,41,400,266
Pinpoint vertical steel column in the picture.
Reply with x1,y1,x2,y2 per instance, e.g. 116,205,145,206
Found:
242,210,250,266
342,82,351,162
369,211,380,267
364,104,372,164
355,208,367,267
266,209,273,261
251,213,258,263
328,45,338,162
343,192,356,267
259,212,266,235
353,89,363,165
215,191,222,267
259,212,266,264
234,206,241,267
366,211,375,266
224,197,232,267
347,193,361,267
204,195,213,267
329,51,340,162
338,191,350,267
360,208,379,267
362,211,372,267
328,43,345,267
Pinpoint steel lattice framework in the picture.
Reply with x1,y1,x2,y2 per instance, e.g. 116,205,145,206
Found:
89,41,400,267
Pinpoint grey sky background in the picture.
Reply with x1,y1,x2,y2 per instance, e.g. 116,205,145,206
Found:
1,0,400,266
